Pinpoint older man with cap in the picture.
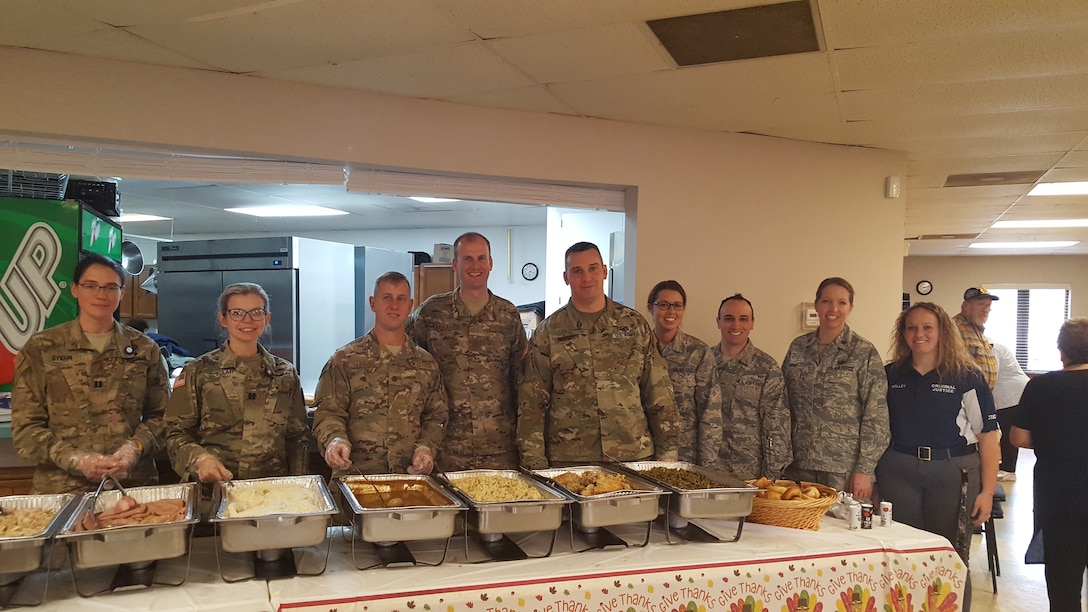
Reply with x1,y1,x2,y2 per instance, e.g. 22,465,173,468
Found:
954,286,1000,390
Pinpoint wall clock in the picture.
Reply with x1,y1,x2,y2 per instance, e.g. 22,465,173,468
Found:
521,262,539,281
916,280,933,295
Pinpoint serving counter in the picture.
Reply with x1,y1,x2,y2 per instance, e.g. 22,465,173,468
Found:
11,516,966,611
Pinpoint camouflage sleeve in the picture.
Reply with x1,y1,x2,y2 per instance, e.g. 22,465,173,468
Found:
311,358,351,450
516,326,552,469
695,345,722,466
405,309,424,348
759,365,792,477
508,314,529,397
416,367,448,453
132,345,169,454
640,334,680,458
11,340,79,471
284,369,310,476
163,363,206,478
854,344,890,476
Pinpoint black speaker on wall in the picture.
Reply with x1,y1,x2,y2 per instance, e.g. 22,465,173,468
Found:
65,179,120,217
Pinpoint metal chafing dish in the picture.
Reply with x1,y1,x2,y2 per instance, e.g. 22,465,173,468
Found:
56,483,198,569
532,465,666,530
619,461,758,542
337,474,465,543
442,469,569,536
209,475,337,553
0,493,78,574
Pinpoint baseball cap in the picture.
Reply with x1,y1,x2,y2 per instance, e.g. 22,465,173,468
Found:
963,286,999,301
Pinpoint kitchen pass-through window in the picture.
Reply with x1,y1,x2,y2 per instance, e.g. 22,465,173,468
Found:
985,286,1070,373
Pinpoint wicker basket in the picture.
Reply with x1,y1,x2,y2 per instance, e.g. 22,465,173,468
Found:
745,480,839,531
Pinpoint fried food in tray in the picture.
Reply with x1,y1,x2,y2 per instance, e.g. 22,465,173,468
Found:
552,470,633,496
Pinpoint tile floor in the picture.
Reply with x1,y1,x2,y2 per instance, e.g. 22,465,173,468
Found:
966,448,1087,610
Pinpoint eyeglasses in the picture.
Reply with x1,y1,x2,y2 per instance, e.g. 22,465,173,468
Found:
651,301,685,311
224,308,268,321
78,282,123,295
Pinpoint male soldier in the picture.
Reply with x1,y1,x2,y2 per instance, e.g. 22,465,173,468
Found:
711,294,791,480
408,232,527,470
954,286,1000,389
517,241,680,468
312,271,447,476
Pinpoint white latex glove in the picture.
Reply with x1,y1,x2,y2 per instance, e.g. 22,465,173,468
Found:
324,437,352,470
192,453,233,483
407,446,434,475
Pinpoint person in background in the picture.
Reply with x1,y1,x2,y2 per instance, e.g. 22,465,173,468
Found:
991,341,1029,482
313,271,447,476
781,277,888,499
712,294,791,480
12,253,168,493
1010,318,1088,612
164,283,308,483
408,232,527,470
646,280,721,465
876,302,998,612
127,318,191,359
517,242,680,468
954,286,999,390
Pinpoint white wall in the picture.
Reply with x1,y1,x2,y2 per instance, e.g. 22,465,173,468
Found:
0,46,908,361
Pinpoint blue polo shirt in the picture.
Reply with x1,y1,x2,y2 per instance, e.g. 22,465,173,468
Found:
885,364,998,449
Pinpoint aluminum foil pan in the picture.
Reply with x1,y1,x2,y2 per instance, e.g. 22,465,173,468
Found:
533,465,667,529
442,469,569,535
209,475,337,553
0,493,78,574
56,483,198,569
619,461,758,520
337,474,465,543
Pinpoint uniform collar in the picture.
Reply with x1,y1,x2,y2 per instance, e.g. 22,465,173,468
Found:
218,341,278,376
67,319,137,356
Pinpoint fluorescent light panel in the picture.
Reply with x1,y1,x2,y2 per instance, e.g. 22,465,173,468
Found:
969,241,1078,249
408,196,461,203
225,205,347,217
119,213,171,222
992,219,1088,229
1028,182,1088,196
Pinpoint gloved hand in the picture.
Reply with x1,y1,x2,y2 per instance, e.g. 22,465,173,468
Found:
70,453,116,481
407,446,434,475
324,437,352,470
109,441,142,479
192,453,233,483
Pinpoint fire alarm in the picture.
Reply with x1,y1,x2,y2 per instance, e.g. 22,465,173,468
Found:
885,176,901,199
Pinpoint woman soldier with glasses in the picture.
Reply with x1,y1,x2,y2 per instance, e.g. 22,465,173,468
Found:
164,283,308,487
12,253,169,493
646,280,722,466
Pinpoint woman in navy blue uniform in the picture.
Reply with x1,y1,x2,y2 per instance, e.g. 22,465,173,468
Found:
876,303,999,567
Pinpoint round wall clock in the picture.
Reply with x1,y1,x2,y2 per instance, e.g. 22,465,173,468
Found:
521,262,539,281
916,280,933,295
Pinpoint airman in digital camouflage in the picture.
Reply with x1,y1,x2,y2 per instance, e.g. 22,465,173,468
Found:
313,271,447,476
165,283,309,483
517,242,680,468
711,294,791,480
12,254,168,494
646,280,721,465
407,232,527,470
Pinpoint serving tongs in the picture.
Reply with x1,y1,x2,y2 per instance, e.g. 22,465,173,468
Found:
82,473,128,529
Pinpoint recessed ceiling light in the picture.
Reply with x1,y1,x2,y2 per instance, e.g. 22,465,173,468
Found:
969,241,1078,249
119,213,171,222
409,197,461,203
992,219,1088,229
225,205,347,217
1027,182,1088,196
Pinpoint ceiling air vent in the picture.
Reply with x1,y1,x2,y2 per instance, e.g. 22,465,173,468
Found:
943,171,1044,188
647,1,819,66
0,169,69,200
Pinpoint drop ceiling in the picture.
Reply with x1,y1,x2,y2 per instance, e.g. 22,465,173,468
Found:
3,0,1088,255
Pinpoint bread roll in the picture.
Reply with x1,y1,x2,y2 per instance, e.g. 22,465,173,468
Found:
765,490,783,500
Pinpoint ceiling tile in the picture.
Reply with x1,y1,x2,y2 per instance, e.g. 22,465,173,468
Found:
844,106,1088,145
50,0,261,26
897,133,1086,160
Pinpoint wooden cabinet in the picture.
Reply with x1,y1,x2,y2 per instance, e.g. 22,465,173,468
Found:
0,466,35,496
413,264,456,304
120,267,157,320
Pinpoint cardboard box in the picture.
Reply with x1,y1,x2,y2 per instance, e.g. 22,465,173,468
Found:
433,243,454,263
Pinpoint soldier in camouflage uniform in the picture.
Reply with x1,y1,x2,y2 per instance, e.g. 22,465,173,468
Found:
165,283,309,482
646,280,721,465
781,277,889,499
407,232,527,470
12,254,168,494
517,242,680,469
711,294,791,480
313,272,447,476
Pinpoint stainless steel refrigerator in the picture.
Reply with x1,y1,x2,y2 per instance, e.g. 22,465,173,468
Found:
156,236,355,394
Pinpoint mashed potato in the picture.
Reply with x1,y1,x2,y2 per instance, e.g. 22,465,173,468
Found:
224,484,324,518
